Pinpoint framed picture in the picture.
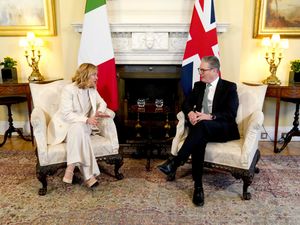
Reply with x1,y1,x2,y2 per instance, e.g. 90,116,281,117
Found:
253,0,300,38
0,0,56,36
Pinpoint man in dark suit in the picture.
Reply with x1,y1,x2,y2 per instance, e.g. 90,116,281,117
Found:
157,55,240,206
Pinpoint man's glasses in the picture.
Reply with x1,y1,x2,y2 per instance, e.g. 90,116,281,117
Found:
198,68,213,73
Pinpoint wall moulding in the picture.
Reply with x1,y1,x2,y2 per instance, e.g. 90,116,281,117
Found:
71,23,230,64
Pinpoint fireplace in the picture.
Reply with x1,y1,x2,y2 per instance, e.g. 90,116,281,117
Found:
116,65,184,143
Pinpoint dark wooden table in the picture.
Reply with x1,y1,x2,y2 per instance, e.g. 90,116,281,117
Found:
0,82,34,145
266,83,300,153
128,104,174,171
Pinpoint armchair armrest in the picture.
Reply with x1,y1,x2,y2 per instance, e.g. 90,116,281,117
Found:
241,110,264,164
171,111,189,156
97,108,119,150
30,107,48,163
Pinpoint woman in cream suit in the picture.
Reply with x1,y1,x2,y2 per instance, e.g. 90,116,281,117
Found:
47,63,110,188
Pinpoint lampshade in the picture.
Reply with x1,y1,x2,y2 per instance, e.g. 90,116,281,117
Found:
271,34,280,43
19,32,44,49
262,37,271,47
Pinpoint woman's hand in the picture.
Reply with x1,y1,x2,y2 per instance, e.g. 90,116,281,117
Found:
86,116,99,126
95,111,110,118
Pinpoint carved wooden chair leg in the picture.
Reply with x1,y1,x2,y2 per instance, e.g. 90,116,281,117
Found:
242,174,253,200
101,154,124,180
36,166,48,196
254,150,261,174
114,155,124,180
255,167,260,173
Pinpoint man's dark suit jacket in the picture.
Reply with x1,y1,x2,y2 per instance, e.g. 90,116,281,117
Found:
182,79,240,142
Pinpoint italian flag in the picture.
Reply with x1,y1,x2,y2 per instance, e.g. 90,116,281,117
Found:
78,0,118,111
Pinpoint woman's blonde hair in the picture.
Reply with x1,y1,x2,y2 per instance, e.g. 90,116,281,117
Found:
72,63,97,89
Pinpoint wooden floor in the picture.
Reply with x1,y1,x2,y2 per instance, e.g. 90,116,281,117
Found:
258,141,299,156
0,135,299,156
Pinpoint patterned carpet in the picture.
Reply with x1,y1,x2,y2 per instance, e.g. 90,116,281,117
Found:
0,149,299,225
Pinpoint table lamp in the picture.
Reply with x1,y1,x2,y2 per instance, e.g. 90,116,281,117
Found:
19,32,45,82
262,34,289,85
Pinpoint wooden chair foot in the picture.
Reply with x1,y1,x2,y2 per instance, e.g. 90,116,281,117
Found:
38,187,47,196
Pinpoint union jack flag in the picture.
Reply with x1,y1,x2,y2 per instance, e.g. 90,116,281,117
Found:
181,0,220,96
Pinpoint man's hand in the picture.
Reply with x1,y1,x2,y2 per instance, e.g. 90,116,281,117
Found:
188,111,199,125
188,111,212,125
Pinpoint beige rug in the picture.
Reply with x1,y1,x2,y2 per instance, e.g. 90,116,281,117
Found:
0,150,299,225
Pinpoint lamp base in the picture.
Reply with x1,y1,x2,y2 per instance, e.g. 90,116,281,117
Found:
28,70,44,82
262,75,281,85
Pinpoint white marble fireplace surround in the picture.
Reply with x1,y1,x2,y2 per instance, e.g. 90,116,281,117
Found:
72,23,229,65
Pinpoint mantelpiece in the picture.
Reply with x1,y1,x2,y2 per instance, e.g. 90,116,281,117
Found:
71,23,229,64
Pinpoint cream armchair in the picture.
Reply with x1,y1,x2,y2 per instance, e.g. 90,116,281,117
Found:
29,80,124,195
171,83,267,200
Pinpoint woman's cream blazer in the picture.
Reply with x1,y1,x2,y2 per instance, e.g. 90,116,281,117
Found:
47,83,107,145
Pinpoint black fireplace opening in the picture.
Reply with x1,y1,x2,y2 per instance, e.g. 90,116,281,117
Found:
125,78,179,112
116,65,184,144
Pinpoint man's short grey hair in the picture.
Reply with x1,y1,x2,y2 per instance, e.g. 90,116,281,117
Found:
202,56,220,71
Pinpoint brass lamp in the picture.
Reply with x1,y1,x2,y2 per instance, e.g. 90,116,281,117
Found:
262,34,289,85
19,32,45,82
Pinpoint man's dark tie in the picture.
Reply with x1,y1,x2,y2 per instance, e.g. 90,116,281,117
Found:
202,83,211,114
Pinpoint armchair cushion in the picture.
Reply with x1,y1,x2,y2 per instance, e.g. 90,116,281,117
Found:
45,135,117,166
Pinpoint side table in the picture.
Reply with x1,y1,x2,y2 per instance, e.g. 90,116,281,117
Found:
129,104,174,171
265,83,300,152
0,82,34,146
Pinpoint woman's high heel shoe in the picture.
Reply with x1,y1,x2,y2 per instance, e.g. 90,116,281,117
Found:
63,167,74,184
86,176,99,188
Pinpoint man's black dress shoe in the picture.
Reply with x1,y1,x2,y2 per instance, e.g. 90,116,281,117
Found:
157,158,177,176
192,187,204,206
